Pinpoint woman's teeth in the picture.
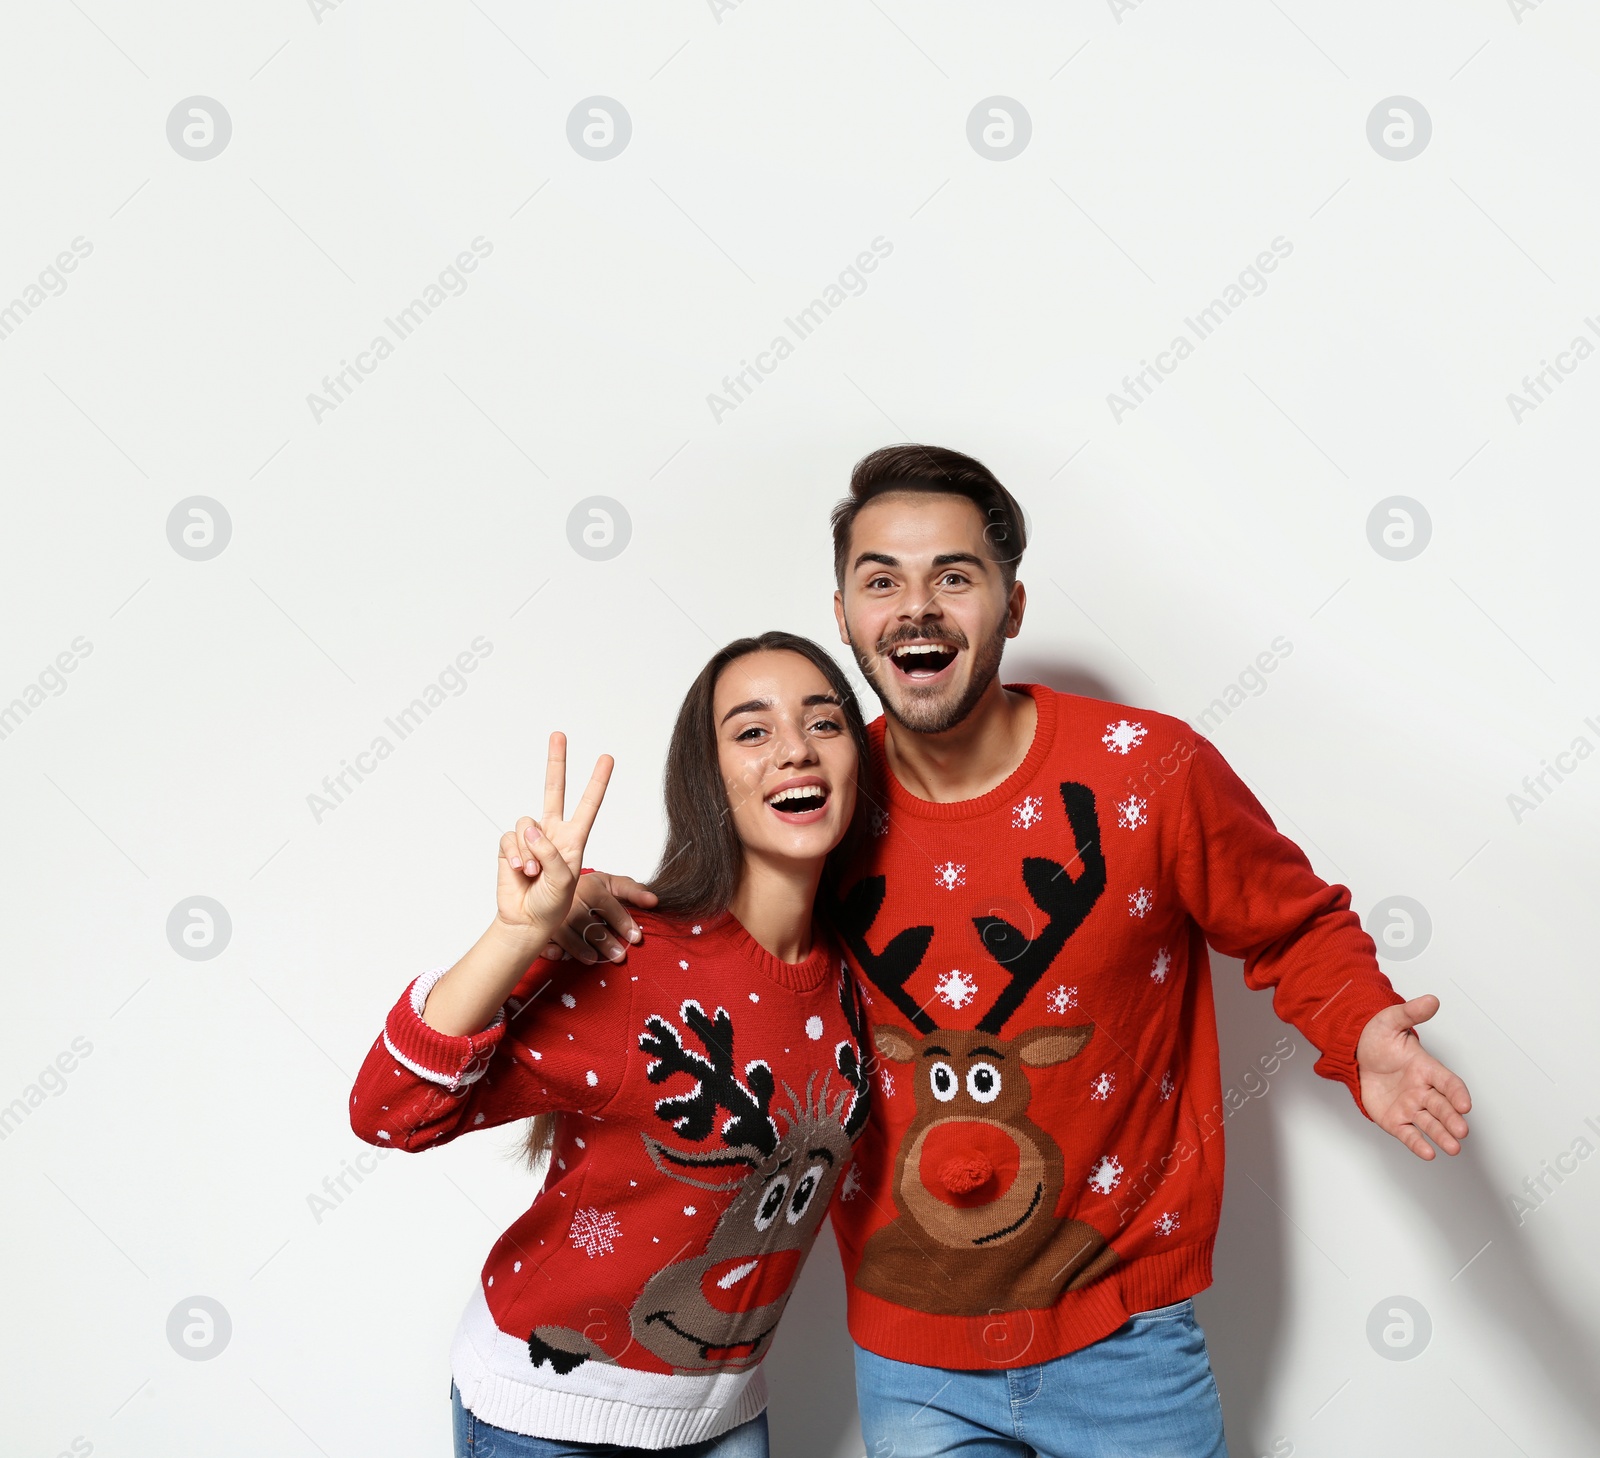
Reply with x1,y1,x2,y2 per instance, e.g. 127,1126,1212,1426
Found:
766,786,827,810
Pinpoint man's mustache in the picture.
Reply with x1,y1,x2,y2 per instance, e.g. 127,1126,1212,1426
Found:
873,625,969,656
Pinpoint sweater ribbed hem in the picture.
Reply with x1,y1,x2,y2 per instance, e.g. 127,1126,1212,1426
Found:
844,1240,1216,1370
450,1284,768,1448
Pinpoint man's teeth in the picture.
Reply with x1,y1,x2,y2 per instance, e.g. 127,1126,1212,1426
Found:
767,786,825,806
893,644,953,659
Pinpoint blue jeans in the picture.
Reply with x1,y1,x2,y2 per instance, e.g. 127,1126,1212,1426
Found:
853,1298,1228,1458
450,1381,770,1457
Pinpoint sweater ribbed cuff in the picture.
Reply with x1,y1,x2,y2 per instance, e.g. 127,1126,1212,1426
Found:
1311,982,1409,1121
383,967,507,1091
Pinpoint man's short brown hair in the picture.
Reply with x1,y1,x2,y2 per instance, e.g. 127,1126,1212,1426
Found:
830,443,1027,588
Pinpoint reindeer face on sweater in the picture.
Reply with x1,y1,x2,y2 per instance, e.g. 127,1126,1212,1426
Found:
526,981,873,1381
872,1022,1092,1252
627,995,870,1371
631,1085,856,1369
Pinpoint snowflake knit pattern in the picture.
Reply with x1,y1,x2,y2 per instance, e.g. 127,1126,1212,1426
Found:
828,683,1405,1370
350,910,870,1448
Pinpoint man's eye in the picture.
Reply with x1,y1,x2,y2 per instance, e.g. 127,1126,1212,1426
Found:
940,573,968,587
867,576,893,590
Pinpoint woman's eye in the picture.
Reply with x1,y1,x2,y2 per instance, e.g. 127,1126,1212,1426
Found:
809,718,843,735
735,725,766,741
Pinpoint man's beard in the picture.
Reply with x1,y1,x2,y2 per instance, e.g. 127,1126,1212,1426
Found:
852,616,1008,736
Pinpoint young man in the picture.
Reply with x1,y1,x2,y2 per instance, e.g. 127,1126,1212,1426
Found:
561,444,1472,1457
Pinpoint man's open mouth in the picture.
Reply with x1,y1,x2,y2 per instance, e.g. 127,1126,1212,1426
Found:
887,641,960,681
764,778,829,822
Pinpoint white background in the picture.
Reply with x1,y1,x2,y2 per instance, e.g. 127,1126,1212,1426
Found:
3,2,1598,1456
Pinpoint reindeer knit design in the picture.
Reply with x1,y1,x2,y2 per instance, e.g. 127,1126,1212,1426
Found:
829,684,1406,1370
350,911,870,1448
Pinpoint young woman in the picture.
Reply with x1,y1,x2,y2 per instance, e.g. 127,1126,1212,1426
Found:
350,632,875,1456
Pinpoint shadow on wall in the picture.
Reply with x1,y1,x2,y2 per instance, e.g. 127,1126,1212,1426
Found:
763,1217,862,1458
1003,656,1127,707
1204,951,1600,1452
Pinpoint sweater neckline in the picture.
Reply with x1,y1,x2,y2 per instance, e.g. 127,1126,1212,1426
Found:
689,910,835,993
869,682,1058,822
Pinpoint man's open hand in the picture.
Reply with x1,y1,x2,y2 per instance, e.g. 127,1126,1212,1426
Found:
1357,995,1471,1160
540,869,658,964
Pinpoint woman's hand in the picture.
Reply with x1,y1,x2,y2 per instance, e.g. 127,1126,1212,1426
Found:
496,732,614,945
420,732,612,1037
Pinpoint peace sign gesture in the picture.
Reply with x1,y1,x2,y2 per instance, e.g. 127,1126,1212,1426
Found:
497,732,614,941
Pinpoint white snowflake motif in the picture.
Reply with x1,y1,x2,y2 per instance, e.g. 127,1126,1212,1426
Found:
869,805,890,838
1089,1072,1115,1102
1045,984,1079,1015
1153,1210,1181,1237
568,1207,622,1259
1115,794,1148,830
1158,1069,1175,1102
1011,795,1044,830
1101,719,1148,756
839,1164,863,1202
1087,1155,1124,1195
934,968,979,1010
1128,886,1154,919
1149,947,1171,984
879,1067,896,1099
933,861,967,891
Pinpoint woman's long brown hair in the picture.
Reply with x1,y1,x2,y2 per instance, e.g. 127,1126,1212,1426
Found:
520,632,875,1169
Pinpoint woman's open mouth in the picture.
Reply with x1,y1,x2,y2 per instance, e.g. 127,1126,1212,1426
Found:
764,778,830,824
887,640,960,683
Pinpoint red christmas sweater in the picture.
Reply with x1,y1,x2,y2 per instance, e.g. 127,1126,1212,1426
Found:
828,683,1405,1369
349,911,871,1448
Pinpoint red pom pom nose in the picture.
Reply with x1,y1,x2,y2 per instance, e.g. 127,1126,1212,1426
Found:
940,1154,994,1195
918,1122,1020,1207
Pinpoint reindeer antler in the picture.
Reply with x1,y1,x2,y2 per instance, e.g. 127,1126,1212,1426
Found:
640,1000,778,1156
832,876,936,1034
971,781,1106,1034
833,970,873,1139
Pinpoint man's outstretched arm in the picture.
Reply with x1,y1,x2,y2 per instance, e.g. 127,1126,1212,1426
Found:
1176,735,1471,1161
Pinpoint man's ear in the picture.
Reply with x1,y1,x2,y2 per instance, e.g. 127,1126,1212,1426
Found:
833,588,851,647
1006,579,1026,638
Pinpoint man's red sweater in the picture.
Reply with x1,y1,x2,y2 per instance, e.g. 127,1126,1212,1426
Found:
828,683,1405,1369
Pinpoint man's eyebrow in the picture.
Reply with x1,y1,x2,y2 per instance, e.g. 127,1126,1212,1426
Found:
853,550,989,573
